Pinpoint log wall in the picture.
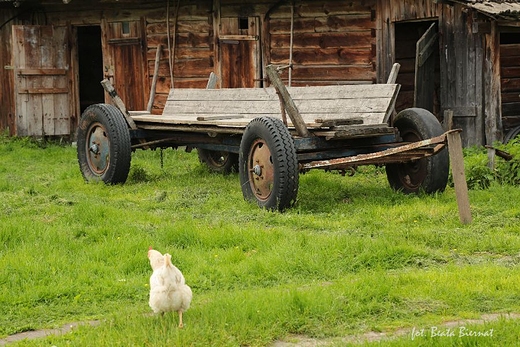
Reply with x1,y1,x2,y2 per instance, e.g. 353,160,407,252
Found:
500,35,520,133
269,0,377,86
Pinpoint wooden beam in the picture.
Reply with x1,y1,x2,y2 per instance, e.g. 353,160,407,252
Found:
147,44,162,113
386,63,400,84
100,79,138,130
447,130,472,224
17,68,67,76
265,65,311,138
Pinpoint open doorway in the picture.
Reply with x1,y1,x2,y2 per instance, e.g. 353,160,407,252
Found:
394,21,440,116
77,26,104,113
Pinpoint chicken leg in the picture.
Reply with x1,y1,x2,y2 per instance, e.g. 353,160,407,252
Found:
178,311,184,328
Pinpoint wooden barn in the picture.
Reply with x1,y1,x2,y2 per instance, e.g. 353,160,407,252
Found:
0,0,519,146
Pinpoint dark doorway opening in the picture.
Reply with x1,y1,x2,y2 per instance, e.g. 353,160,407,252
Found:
77,26,104,113
394,21,440,116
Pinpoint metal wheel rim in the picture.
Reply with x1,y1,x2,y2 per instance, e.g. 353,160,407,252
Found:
207,151,230,168
247,139,274,201
86,122,110,175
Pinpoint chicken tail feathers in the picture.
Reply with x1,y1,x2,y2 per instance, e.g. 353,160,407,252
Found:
164,253,173,268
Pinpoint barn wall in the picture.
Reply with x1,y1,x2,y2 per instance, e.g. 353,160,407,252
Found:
145,1,215,111
376,0,440,84
439,3,485,146
2,0,384,123
268,0,377,86
0,9,17,135
500,30,520,136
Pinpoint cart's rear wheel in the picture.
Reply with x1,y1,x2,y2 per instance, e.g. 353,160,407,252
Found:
197,149,238,174
386,108,449,194
504,125,520,143
76,104,131,184
239,117,299,211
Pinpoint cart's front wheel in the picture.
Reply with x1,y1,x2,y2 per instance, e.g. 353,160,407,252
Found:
76,103,132,184
239,117,299,211
386,108,449,194
197,149,238,174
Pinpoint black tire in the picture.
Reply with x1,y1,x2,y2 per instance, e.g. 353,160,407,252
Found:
239,117,299,211
386,108,449,194
197,149,238,174
76,103,132,184
504,125,520,144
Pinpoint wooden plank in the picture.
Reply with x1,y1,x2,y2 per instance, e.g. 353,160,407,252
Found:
270,31,373,49
165,84,399,101
18,88,69,94
315,118,363,127
414,22,437,112
219,35,258,41
147,44,162,113
447,131,472,224
196,115,244,121
163,98,395,115
313,124,395,140
271,47,372,66
17,68,67,76
101,79,138,129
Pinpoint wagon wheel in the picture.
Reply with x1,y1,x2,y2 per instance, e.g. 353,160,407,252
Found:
239,117,299,211
504,125,520,144
76,103,132,184
197,149,238,174
386,108,449,194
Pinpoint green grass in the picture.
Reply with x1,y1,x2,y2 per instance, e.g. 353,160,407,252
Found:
1,134,520,346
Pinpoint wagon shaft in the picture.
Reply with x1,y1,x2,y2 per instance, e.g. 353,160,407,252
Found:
300,131,455,171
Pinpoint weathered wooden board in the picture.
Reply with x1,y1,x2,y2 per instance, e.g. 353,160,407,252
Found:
131,84,399,132
12,25,71,137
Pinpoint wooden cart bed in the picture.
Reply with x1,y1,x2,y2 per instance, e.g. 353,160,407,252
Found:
129,83,400,138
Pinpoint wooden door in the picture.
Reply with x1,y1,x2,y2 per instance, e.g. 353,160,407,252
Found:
12,25,72,137
105,20,147,111
414,22,438,112
220,17,261,88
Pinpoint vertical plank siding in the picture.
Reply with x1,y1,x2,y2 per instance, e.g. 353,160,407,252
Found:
0,10,16,135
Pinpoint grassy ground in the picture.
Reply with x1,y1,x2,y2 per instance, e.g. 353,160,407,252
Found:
1,134,519,346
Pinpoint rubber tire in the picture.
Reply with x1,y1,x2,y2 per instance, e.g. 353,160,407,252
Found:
504,125,520,144
197,149,238,174
76,103,132,184
239,117,299,211
386,108,449,194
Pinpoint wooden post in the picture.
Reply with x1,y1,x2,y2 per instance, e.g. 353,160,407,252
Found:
147,44,162,113
447,130,472,224
386,63,400,84
265,65,311,138
100,79,138,129
206,72,219,89
443,109,454,131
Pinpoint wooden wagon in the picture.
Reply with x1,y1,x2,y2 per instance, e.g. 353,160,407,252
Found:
76,64,454,211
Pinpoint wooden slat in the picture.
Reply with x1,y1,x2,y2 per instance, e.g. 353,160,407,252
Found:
166,84,399,101
315,118,364,126
313,124,395,140
18,88,69,94
17,68,67,76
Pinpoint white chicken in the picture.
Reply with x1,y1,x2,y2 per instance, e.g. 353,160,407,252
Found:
147,248,193,328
